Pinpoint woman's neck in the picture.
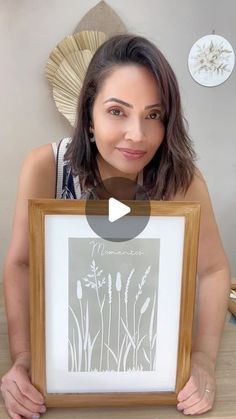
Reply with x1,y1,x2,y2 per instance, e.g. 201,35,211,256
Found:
96,154,142,200
96,154,139,183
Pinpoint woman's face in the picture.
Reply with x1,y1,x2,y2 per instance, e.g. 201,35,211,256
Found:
91,64,165,181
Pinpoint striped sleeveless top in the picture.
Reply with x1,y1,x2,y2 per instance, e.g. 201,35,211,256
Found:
54,137,81,199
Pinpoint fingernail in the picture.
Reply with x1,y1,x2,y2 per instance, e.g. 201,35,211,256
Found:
32,415,40,419
39,405,46,413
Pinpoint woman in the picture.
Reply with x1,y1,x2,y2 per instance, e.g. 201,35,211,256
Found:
1,34,230,418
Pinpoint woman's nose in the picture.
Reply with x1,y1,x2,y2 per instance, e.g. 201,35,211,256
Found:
124,118,145,142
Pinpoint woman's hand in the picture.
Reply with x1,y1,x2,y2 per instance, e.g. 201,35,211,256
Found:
0,352,46,419
177,351,216,415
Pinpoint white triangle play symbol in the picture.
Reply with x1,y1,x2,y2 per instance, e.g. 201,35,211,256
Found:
108,197,131,223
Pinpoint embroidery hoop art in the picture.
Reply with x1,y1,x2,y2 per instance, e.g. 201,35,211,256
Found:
188,34,235,87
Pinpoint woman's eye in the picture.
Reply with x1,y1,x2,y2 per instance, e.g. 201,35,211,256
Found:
148,111,161,120
109,108,123,116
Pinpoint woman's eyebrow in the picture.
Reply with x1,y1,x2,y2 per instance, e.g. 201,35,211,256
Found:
103,97,133,108
103,97,161,109
145,103,161,110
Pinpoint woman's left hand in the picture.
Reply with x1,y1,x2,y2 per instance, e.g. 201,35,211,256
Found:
177,351,216,415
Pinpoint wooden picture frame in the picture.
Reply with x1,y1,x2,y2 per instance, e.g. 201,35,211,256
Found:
29,199,200,408
229,283,236,317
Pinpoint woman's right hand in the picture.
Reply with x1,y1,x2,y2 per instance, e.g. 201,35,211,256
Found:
1,352,46,419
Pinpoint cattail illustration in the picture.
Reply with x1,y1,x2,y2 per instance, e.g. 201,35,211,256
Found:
116,272,122,360
107,273,112,369
76,279,82,299
124,268,135,349
76,281,84,335
68,338,74,371
135,297,150,367
149,293,157,370
69,305,82,371
116,272,121,291
77,279,87,370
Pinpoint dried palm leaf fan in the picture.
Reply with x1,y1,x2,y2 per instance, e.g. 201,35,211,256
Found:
46,31,107,83
51,49,93,126
45,1,126,126
46,31,107,126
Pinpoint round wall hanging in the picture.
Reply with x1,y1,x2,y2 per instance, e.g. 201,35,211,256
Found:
188,34,235,87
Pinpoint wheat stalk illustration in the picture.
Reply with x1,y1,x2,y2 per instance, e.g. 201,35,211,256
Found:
82,259,106,370
133,265,151,364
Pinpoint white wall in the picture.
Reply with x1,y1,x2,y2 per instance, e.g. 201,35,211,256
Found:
0,0,235,276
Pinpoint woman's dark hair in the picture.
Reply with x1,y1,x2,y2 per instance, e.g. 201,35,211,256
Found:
65,33,196,199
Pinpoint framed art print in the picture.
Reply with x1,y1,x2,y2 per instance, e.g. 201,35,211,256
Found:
29,199,200,407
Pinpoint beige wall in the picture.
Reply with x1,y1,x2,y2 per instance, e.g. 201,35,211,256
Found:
0,0,236,277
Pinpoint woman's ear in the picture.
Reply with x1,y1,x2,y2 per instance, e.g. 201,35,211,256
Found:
89,123,95,142
89,119,94,131
89,124,94,137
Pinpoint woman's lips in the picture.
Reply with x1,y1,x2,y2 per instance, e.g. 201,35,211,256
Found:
117,148,146,160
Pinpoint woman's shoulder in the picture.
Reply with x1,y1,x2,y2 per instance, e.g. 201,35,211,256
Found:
23,143,56,167
172,168,210,202
18,143,56,198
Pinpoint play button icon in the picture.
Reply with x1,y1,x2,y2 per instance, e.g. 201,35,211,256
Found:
85,177,151,242
108,198,131,222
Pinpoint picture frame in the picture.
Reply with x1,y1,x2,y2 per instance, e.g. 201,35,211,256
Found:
229,284,236,317
29,199,200,408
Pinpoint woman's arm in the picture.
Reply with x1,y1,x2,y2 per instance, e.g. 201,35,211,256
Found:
173,169,231,415
1,144,56,419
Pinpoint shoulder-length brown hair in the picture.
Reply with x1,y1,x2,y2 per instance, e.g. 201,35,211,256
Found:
65,33,196,199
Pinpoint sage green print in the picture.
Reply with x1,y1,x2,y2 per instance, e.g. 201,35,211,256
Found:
68,237,160,372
